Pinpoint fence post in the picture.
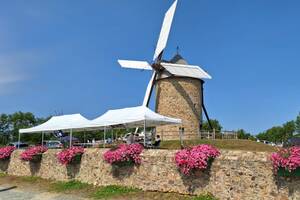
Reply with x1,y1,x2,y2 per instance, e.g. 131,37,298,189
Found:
179,128,184,149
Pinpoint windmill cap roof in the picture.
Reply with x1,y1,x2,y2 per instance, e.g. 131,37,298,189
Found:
170,53,188,65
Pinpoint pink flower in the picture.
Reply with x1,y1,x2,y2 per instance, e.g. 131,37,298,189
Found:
20,146,48,161
0,146,16,160
57,147,84,165
175,144,220,175
270,147,300,173
103,143,143,165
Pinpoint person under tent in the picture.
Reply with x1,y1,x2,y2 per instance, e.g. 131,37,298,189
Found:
153,135,161,148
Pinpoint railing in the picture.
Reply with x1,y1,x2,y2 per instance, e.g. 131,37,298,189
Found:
156,130,238,141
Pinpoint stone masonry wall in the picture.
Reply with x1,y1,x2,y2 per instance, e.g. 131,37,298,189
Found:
0,149,299,200
155,77,203,140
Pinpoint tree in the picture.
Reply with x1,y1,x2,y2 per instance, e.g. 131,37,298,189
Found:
295,112,300,135
282,120,295,141
237,129,251,139
0,114,10,144
201,119,222,131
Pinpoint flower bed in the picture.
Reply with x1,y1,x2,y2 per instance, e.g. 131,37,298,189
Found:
20,146,48,162
175,144,220,175
103,144,143,166
57,147,84,165
0,146,16,160
270,146,300,177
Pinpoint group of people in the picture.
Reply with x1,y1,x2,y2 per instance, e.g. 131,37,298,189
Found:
126,133,161,148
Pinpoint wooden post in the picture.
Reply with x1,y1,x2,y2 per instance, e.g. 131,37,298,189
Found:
179,128,184,149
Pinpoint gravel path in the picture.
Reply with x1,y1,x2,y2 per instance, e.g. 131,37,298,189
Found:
0,185,88,200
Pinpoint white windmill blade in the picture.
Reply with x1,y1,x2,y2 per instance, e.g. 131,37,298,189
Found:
160,62,212,79
142,72,156,106
153,0,178,61
118,60,152,70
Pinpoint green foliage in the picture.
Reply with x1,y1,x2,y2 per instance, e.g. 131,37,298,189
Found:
0,112,49,145
296,112,300,134
201,119,222,131
0,172,7,177
51,180,90,192
257,117,298,143
20,176,42,183
236,129,253,140
190,194,218,200
92,185,140,199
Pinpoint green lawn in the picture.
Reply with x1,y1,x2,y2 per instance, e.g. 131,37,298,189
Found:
161,139,276,152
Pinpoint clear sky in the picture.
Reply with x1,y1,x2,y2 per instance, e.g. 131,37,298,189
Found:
0,0,299,134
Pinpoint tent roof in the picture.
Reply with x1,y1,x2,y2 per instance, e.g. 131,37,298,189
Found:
19,114,91,134
88,106,182,128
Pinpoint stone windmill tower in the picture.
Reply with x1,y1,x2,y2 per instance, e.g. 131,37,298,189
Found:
155,54,211,140
118,0,212,140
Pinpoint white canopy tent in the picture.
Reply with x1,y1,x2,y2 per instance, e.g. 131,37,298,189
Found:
88,106,181,128
19,114,91,148
18,106,182,148
86,106,182,146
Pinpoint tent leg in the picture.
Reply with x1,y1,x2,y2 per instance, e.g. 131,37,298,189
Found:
18,132,21,149
104,127,106,148
144,120,146,147
84,132,86,144
70,129,73,147
41,132,44,146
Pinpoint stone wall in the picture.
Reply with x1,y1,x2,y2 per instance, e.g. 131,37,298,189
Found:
0,149,299,200
155,77,203,140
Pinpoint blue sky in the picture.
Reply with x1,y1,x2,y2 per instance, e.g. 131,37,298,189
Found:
0,0,299,134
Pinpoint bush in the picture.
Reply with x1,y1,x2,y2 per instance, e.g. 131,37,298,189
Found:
20,146,48,161
175,144,220,175
103,144,143,166
0,146,16,160
57,147,84,165
270,146,300,174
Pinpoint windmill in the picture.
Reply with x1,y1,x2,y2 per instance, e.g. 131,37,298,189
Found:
118,0,213,139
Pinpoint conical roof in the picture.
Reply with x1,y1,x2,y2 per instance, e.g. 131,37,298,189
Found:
170,53,188,65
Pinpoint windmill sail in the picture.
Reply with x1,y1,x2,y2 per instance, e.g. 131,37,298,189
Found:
142,72,156,106
153,0,178,61
118,60,152,70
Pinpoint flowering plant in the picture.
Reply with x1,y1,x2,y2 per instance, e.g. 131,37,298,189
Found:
270,147,300,176
103,143,143,166
57,147,84,165
0,146,16,160
175,144,220,175
20,146,48,162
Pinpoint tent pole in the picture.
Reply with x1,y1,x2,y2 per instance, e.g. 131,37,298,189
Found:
41,132,44,146
18,132,21,149
104,127,106,148
70,129,73,147
144,120,146,147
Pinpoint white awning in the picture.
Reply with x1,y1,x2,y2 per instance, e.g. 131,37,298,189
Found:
87,106,182,128
19,114,91,134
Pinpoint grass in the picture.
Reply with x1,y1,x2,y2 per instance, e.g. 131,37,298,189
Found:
190,194,218,200
92,185,140,199
20,176,42,183
161,139,276,152
51,180,90,192
0,174,218,200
